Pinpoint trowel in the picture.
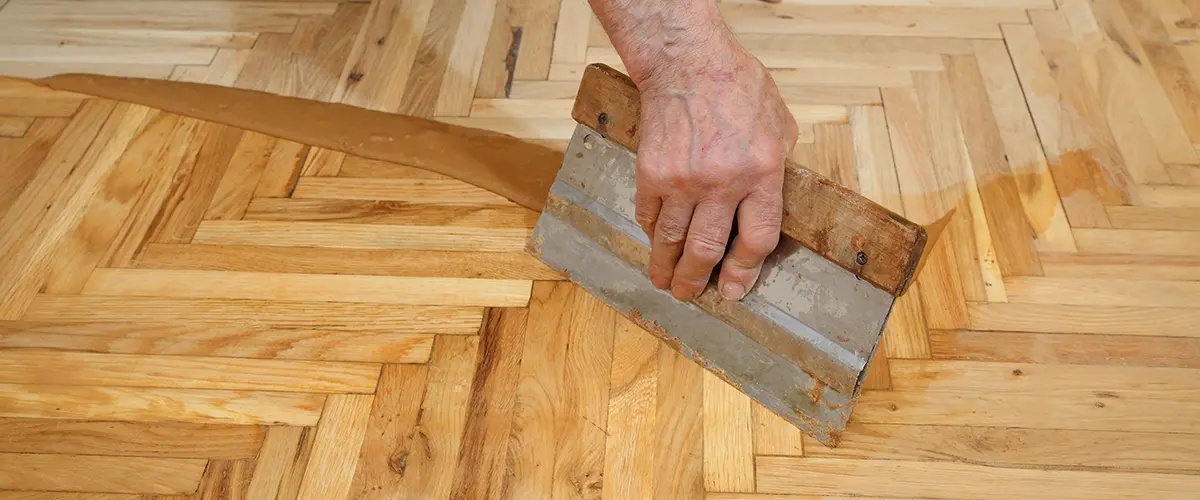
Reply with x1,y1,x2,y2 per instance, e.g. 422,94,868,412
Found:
526,64,932,447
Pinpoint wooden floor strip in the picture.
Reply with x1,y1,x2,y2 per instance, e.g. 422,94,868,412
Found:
243,199,536,228
1004,276,1200,308
1039,252,1200,281
291,177,516,206
0,418,263,459
1074,228,1200,256
22,296,483,334
295,394,374,500
192,220,531,252
0,384,325,426
246,426,313,500
0,453,206,495
0,350,381,393
82,268,533,307
967,302,1200,337
929,329,1200,369
755,456,1200,499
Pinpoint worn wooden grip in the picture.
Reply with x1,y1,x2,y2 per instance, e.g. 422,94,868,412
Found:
571,63,927,297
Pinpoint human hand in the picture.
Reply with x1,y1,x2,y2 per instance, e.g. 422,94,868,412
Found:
632,31,798,303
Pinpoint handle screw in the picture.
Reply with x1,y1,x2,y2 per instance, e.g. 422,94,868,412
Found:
598,112,609,126
856,252,868,266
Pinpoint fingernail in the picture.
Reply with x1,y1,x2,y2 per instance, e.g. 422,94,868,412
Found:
721,282,746,301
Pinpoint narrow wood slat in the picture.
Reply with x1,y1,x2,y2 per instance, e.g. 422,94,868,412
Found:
0,493,149,500
751,401,804,456
0,118,70,220
433,0,499,116
888,359,1200,395
193,459,256,500
471,0,517,99
246,426,312,500
703,373,754,493
720,4,1028,38
449,308,528,499
1167,163,1200,185
22,296,484,334
291,177,516,205
550,0,590,65
335,0,435,111
0,350,380,393
1074,227,1200,256
137,243,562,281
0,0,335,32
755,456,1200,498
1004,276,1200,308
1040,252,1200,280
395,0,466,117
0,453,205,495
603,317,660,500
295,394,374,500
968,302,1200,337
805,422,1200,473
82,268,532,307
192,220,531,252
653,345,705,499
253,140,308,198
0,116,32,137
510,0,561,80
1119,0,1200,145
552,288,616,500
263,3,368,102
1136,184,1200,206
929,330,1200,369
334,155,449,179
1106,205,1200,230
244,198,536,228
0,384,324,426
0,321,435,363
0,418,263,459
346,364,429,500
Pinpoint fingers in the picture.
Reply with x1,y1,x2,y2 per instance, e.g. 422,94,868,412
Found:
648,198,694,291
634,171,663,241
718,187,782,301
670,201,735,301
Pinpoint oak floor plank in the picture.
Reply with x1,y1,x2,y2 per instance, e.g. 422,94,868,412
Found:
751,401,804,457
22,296,483,334
0,116,31,137
720,4,1028,38
291,177,516,206
702,373,754,493
0,350,381,393
602,318,660,500
192,220,531,252
652,346,704,499
1004,276,1200,308
146,121,243,244
81,268,532,307
0,118,70,221
0,453,206,495
755,456,1200,499
0,321,435,363
1106,205,1200,230
194,459,256,500
295,394,374,500
346,364,429,500
0,418,263,459
246,426,313,500
1039,252,1200,280
929,330,1200,369
432,0,499,116
136,243,561,281
334,0,435,112
1074,227,1200,256
243,198,536,228
0,384,325,426
967,302,1200,337
203,131,277,221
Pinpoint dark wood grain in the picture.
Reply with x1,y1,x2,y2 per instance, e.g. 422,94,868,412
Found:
571,64,928,297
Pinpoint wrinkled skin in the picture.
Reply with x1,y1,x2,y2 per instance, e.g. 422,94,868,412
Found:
588,0,797,302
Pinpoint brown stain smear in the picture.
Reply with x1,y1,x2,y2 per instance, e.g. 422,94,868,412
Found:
31,74,564,213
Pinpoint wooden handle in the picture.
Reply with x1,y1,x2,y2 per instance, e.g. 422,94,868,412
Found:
571,63,928,297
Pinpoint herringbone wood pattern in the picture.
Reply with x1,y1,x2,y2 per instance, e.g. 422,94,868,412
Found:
2,0,1200,498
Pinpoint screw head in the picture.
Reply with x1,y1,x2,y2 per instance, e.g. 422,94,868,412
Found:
597,112,609,126
856,252,868,266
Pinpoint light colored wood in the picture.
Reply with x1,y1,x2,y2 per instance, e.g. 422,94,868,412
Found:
0,116,31,137
194,459,256,500
331,0,434,111
1,117,70,220
1118,0,1200,145
39,104,159,294
1106,205,1200,230
346,364,428,500
0,453,206,495
1040,252,1200,281
807,422,1200,472
137,243,560,281
703,373,754,493
1074,227,1200,256
603,317,660,500
0,384,325,426
244,198,536,228
888,359,1200,396
552,288,615,500
253,140,307,198
968,302,1200,337
22,295,484,334
295,394,374,500
653,346,705,500
720,4,1028,38
82,268,532,307
0,349,381,393
204,131,277,221
449,308,527,499
881,86,967,334
550,0,590,66
0,99,118,319
0,418,263,458
0,321,436,363
297,148,344,177
510,0,560,80
192,220,531,252
755,456,1200,499
1003,276,1200,308
246,426,310,500
145,122,243,245
751,400,804,457
432,0,498,116
1168,163,1200,184
292,177,516,205
1135,184,1200,206
0,493,149,500
929,329,1200,369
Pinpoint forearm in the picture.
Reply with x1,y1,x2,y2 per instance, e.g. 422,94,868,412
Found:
586,0,733,86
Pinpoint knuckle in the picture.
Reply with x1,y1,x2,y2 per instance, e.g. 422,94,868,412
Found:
656,217,689,245
686,235,727,266
741,229,781,257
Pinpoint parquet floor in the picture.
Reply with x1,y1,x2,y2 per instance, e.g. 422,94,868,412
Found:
1,0,1200,498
